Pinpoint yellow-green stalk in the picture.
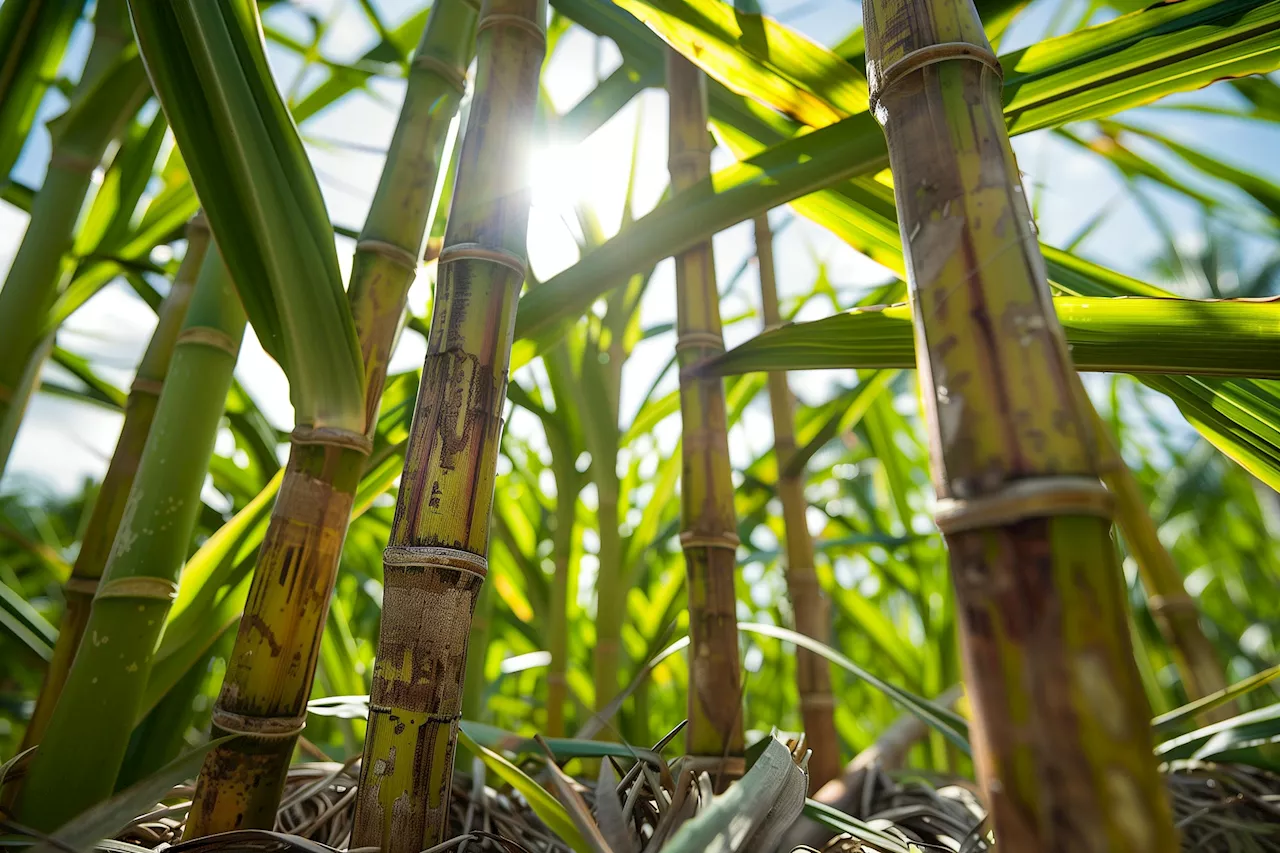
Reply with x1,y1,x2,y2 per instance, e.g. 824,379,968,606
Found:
547,444,581,737
0,0,146,477
184,0,479,836
540,343,587,737
18,214,209,752
668,50,744,769
16,245,245,831
1085,394,1234,721
862,1,1177,849
586,286,633,720
753,213,840,791
352,0,545,846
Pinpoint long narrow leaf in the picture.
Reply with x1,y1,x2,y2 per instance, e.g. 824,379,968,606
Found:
706,297,1280,379
128,0,365,430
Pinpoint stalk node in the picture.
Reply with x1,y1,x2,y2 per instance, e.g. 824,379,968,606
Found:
61,577,100,597
47,150,101,174
1148,593,1199,614
291,425,374,455
356,239,420,272
668,149,711,171
95,576,178,601
129,377,165,398
437,242,527,278
674,331,726,354
679,531,740,550
176,327,243,358
869,41,1002,108
383,545,489,579
410,55,469,93
933,475,1112,534
211,709,307,739
475,13,546,44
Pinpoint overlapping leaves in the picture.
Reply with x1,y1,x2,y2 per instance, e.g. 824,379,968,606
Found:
128,0,365,431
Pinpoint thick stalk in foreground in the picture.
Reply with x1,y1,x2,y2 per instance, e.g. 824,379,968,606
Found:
19,214,210,752
184,0,478,836
753,213,840,791
863,2,1176,850
352,1,545,847
16,247,245,831
0,0,145,477
668,50,745,768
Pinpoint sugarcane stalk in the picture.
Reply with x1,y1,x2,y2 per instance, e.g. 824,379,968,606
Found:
590,303,627,718
862,1,1177,849
351,0,545,846
117,628,235,790
592,469,623,711
1084,386,1235,722
16,245,246,831
547,452,580,738
667,50,745,771
753,213,841,791
0,0,146,478
541,343,586,737
17,214,210,753
184,0,479,836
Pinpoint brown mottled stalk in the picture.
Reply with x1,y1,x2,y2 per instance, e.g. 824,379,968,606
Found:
862,1,1177,850
668,50,744,769
184,0,478,836
351,0,545,848
18,214,209,753
753,213,840,791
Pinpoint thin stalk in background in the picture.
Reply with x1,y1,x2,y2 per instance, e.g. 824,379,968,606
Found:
0,0,147,478
547,432,582,737
18,213,210,752
862,0,1176,849
667,49,745,771
578,237,641,729
352,0,546,846
753,212,841,791
1083,385,1236,722
463,577,496,720
16,244,246,831
185,0,479,835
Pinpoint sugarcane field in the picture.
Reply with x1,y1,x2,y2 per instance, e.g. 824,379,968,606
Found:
1,0,1279,850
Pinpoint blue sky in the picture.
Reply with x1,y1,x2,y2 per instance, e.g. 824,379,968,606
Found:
1,0,1278,498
